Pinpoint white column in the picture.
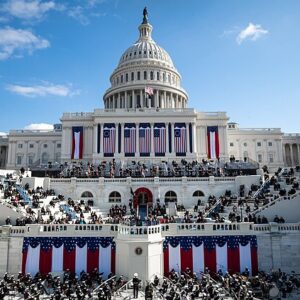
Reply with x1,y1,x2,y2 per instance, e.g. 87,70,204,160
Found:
140,90,143,108
175,94,178,109
186,123,190,154
121,123,124,155
135,123,139,155
155,90,159,108
165,122,169,154
93,124,98,154
150,123,154,156
192,123,196,154
164,91,167,108
171,123,175,154
116,124,119,155
100,124,104,157
132,90,136,109
124,91,127,109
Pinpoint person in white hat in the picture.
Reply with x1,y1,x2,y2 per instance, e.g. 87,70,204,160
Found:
132,273,140,298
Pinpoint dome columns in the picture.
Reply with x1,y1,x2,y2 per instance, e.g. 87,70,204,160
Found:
104,89,187,110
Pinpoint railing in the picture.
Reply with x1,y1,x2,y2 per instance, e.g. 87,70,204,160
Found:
15,184,31,205
253,191,300,215
93,275,116,294
253,179,270,198
4,222,300,238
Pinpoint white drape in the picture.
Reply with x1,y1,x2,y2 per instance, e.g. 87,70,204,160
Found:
51,245,63,273
74,131,81,159
169,244,181,273
192,243,204,275
25,245,40,276
99,245,111,278
239,242,251,275
216,243,228,274
75,245,87,275
210,131,216,159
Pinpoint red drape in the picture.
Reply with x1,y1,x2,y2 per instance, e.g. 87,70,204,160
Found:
204,248,216,273
227,247,240,274
22,250,27,274
163,248,169,276
39,248,52,274
63,249,76,274
87,249,99,274
251,247,258,275
180,248,193,273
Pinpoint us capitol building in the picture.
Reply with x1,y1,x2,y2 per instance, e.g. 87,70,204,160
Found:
0,10,299,171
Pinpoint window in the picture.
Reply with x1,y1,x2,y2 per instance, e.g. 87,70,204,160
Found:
131,72,134,81
41,152,49,164
137,71,140,80
125,73,128,82
150,71,154,80
168,74,171,82
29,144,34,148
109,191,121,203
258,154,262,163
18,144,23,149
193,190,205,197
257,142,261,147
144,71,147,80
164,191,177,203
81,191,94,198
157,72,160,80
57,143,61,148
17,156,22,165
230,142,234,147
243,142,247,147
268,142,273,147
121,75,123,83
43,144,48,148
55,152,61,163
268,153,274,163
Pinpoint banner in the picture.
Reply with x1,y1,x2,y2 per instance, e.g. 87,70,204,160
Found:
71,127,83,159
139,123,151,155
124,123,136,156
174,123,187,154
103,123,116,156
154,123,166,155
207,126,219,159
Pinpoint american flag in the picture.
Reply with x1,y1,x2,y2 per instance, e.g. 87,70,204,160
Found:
124,124,136,154
145,86,154,95
154,123,166,154
139,123,151,154
103,124,116,154
174,124,187,153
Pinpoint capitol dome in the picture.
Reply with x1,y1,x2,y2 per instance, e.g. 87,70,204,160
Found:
103,8,188,110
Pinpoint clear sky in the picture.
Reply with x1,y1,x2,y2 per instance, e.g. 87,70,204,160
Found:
1,0,300,133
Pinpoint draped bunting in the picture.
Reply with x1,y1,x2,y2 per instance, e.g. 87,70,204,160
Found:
207,126,219,159
22,237,115,277
154,123,166,155
124,123,136,156
71,126,83,160
139,123,151,156
163,235,258,276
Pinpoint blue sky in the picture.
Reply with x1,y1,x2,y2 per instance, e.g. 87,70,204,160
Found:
0,0,300,133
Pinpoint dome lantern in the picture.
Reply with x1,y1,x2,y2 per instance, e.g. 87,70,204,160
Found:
138,7,153,42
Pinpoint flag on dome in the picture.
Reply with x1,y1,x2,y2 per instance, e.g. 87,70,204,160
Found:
124,123,136,155
139,123,151,155
163,235,258,276
103,123,116,156
207,126,219,159
71,126,83,160
174,123,187,154
154,123,166,154
145,86,154,95
22,237,116,278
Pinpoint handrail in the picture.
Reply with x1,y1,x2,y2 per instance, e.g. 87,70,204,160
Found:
113,278,133,297
253,191,300,215
203,198,222,218
93,275,116,293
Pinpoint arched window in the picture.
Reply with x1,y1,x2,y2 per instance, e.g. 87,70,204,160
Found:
150,71,154,80
193,190,205,197
81,191,94,198
41,152,49,164
109,191,121,203
164,191,177,203
144,71,147,80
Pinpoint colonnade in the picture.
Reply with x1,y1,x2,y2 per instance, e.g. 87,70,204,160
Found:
104,89,187,110
92,122,197,157
283,143,300,166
